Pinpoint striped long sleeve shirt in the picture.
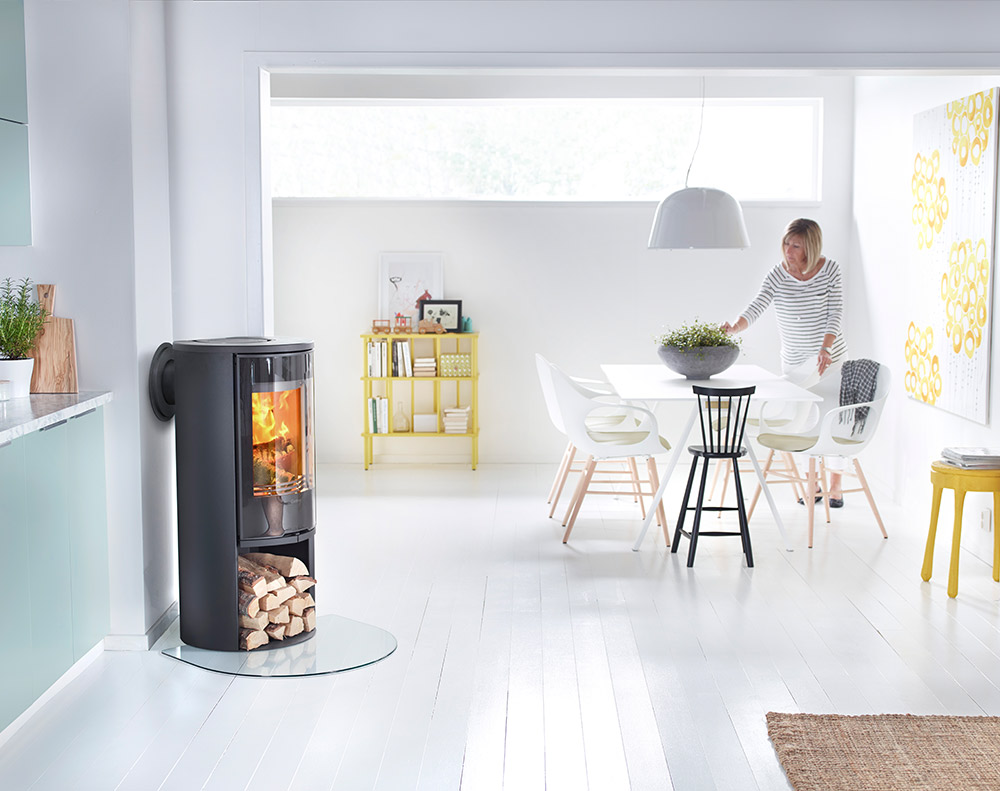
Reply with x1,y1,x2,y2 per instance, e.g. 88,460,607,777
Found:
740,258,847,369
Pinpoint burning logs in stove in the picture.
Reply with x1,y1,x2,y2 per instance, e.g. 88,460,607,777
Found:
237,552,316,650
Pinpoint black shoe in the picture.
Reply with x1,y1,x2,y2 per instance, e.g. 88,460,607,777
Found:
829,497,844,508
797,494,824,505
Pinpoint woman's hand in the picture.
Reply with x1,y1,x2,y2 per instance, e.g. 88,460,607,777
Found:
817,347,833,375
721,321,738,334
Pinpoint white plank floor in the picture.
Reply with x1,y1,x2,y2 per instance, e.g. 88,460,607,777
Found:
4,460,1000,790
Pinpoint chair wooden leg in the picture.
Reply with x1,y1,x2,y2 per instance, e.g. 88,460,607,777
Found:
922,483,943,582
561,454,591,526
628,457,648,518
647,456,669,542
785,453,806,503
732,457,753,567
716,459,733,518
548,440,574,503
563,458,596,543
708,458,724,500
853,458,887,538
672,456,700,554
747,449,775,521
687,457,712,567
806,457,817,548
549,444,578,518
819,458,831,524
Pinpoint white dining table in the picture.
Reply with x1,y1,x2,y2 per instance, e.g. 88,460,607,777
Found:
600,363,823,552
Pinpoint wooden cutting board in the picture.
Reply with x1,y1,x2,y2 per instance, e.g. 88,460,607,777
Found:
30,284,78,393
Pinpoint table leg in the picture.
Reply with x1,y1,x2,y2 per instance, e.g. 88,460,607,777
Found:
746,438,793,552
632,405,697,551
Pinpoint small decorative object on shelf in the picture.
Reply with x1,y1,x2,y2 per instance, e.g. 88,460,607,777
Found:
393,314,412,334
656,320,741,379
419,299,463,333
413,413,438,433
440,353,472,377
461,316,472,332
418,319,446,334
371,318,391,334
393,401,410,432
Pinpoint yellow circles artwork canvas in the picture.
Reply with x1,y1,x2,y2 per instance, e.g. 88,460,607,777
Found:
907,88,999,424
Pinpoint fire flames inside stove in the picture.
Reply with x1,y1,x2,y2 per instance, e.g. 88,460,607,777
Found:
251,388,306,496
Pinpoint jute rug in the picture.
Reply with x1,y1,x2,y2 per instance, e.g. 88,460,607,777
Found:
766,712,1000,791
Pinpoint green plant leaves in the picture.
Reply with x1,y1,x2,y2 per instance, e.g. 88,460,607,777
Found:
0,278,48,360
656,320,740,351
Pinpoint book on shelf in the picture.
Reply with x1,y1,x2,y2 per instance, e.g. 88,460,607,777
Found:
400,341,412,377
941,447,1000,468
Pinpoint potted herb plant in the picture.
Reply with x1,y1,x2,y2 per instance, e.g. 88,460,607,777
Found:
656,320,741,379
0,277,48,397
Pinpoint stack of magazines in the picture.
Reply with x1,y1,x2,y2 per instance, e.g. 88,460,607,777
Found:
940,447,1000,469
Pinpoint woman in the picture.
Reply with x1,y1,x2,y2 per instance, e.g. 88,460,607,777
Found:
721,218,848,506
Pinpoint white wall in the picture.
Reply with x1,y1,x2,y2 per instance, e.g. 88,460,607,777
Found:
4,0,1000,644
852,75,1000,534
0,0,177,645
271,76,856,464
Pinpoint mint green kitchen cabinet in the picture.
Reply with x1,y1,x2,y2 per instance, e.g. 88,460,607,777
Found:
67,409,110,661
0,0,27,124
0,431,34,731
24,421,75,699
0,0,30,245
0,406,110,733
0,119,30,245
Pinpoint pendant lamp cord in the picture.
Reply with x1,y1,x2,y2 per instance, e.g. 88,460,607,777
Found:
684,77,706,189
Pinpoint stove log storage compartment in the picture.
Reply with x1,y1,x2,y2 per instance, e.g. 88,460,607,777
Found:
150,337,317,651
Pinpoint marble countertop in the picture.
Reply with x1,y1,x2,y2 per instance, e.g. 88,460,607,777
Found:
0,391,113,446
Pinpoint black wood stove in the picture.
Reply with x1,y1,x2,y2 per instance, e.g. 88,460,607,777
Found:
149,337,316,650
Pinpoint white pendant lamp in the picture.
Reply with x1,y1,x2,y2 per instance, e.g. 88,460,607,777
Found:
648,82,750,250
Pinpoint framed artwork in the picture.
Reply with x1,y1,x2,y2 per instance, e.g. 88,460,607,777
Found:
378,252,444,322
905,88,999,424
420,299,463,332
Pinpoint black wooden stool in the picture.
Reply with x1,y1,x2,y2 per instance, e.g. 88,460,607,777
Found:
672,385,756,567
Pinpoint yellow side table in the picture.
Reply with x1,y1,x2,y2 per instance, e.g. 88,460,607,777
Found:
922,460,1000,597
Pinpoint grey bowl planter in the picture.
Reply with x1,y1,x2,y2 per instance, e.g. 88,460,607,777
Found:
657,343,740,379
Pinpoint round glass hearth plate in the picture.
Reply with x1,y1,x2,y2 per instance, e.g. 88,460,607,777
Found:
161,614,397,677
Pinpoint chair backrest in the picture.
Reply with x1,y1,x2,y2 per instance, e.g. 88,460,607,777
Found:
535,353,566,434
693,385,756,456
812,363,892,456
549,363,666,460
835,363,891,444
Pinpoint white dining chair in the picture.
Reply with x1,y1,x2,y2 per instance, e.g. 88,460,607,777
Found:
749,364,892,547
548,361,671,544
535,354,648,519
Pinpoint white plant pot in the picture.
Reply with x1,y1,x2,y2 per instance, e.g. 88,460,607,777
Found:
0,357,34,398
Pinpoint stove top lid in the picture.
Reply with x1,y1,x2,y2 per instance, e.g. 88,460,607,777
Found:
172,337,313,353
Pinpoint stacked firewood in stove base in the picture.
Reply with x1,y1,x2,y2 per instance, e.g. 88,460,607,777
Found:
237,552,317,650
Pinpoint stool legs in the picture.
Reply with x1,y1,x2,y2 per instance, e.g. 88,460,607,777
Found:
994,491,1000,583
922,483,943,582
948,488,967,598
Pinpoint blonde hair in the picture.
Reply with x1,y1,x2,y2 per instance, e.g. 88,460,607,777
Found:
782,218,823,273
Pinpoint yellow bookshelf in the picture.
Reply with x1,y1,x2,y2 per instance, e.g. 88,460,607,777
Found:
361,332,479,469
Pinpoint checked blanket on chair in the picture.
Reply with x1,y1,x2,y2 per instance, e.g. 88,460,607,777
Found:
839,358,880,436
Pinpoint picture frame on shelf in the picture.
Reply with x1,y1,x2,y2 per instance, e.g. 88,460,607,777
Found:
419,299,463,333
378,252,444,322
